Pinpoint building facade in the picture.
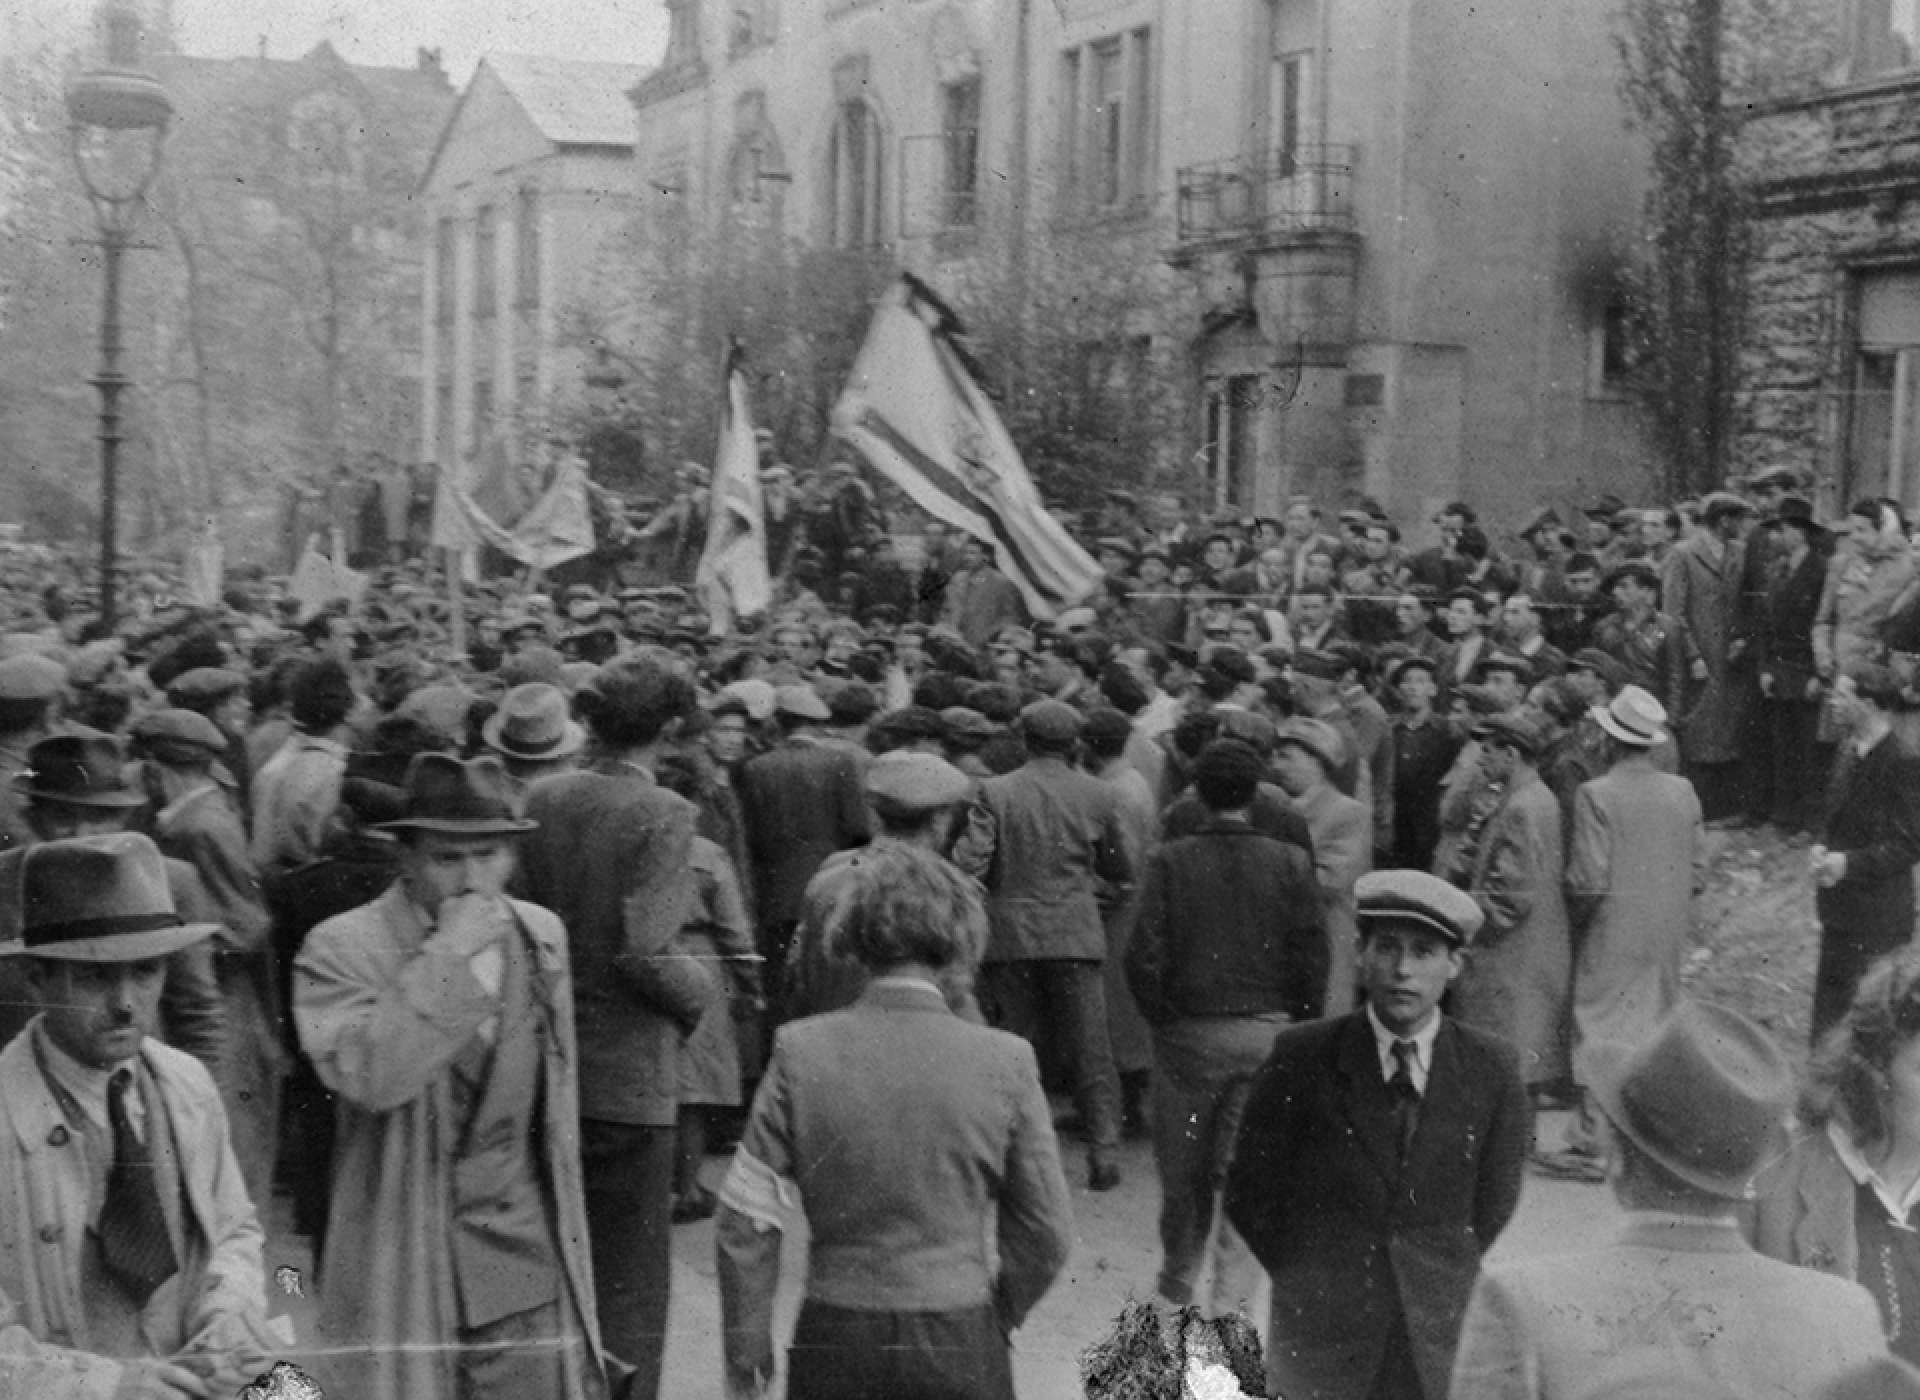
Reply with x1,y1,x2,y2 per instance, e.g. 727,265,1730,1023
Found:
1736,1,1920,516
419,54,647,473
626,0,1654,525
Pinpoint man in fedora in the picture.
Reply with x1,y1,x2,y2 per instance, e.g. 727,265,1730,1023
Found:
0,653,67,855
1450,1001,1889,1399
295,753,613,1400
0,832,283,1399
1226,869,1530,1400
0,729,223,1072
481,682,586,787
1545,685,1703,1179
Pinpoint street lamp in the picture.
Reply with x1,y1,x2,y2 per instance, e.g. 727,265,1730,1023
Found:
66,0,171,633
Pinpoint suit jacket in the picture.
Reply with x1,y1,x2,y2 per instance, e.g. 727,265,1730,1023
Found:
1162,780,1315,857
520,761,717,1125
943,564,1030,646
0,1028,276,1384
716,979,1072,1372
738,738,871,933
1750,1126,1864,1283
1225,1012,1529,1400
1817,733,1920,944
954,754,1133,962
1125,817,1327,1025
1449,1216,1888,1400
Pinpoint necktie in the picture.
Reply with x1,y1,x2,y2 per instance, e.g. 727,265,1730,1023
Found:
99,1069,178,1305
1389,1039,1421,1164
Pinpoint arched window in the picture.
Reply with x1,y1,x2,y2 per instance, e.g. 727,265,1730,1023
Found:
828,98,884,248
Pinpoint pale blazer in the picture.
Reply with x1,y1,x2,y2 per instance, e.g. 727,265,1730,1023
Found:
1449,1216,1889,1400
0,1027,274,1391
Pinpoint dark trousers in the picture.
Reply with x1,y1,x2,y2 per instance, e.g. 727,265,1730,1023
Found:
787,1300,1012,1400
980,959,1120,1154
580,1118,675,1400
1766,698,1827,831
458,1298,582,1400
1813,920,1910,1043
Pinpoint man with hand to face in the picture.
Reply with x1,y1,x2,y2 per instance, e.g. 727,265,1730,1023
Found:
295,754,612,1400
0,832,284,1400
1226,870,1530,1400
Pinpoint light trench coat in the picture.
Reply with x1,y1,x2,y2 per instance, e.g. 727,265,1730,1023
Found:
0,1028,277,1396
294,885,608,1400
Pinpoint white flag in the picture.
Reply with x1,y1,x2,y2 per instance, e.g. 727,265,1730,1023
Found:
695,346,772,634
830,275,1102,619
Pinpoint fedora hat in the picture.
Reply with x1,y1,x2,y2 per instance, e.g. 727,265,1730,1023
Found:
1,833,218,962
481,683,585,762
1592,684,1669,747
1775,494,1827,539
376,753,536,836
15,729,145,809
1587,1000,1793,1198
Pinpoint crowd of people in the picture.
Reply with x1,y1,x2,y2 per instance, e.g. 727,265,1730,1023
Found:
1,454,1919,1398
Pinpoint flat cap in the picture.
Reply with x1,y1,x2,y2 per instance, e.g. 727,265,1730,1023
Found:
0,654,66,702
1474,649,1534,682
1290,648,1348,682
133,707,229,762
1356,869,1486,946
774,683,831,722
1081,706,1135,748
715,678,777,722
1473,708,1547,757
1273,716,1345,774
1517,505,1563,538
167,666,246,705
1019,698,1083,745
939,706,996,742
1056,606,1100,631
864,751,973,813
989,626,1036,657
1700,490,1754,522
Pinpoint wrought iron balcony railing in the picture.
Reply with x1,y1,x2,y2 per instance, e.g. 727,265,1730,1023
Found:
1174,144,1357,247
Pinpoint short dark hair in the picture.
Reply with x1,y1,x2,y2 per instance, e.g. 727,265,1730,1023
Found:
1193,739,1263,811
289,657,357,734
576,656,694,748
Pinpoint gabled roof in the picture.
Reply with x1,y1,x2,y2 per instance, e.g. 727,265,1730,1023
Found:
481,52,652,148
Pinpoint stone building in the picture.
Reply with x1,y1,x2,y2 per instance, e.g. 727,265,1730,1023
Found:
624,0,1656,525
1735,2,1920,515
418,54,648,472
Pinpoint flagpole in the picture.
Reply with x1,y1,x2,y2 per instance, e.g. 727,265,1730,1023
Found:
446,546,467,662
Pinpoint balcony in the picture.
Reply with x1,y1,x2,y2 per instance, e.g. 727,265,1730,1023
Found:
1172,144,1357,255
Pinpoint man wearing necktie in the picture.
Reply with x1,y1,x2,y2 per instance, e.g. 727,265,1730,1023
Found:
0,832,284,1399
1226,869,1530,1400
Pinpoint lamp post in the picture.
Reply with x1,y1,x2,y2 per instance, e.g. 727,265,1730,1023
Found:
66,0,171,633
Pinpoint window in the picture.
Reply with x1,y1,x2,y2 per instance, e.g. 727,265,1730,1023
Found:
1849,270,1920,513
515,189,540,309
664,0,702,68
730,0,775,54
1060,27,1153,215
1858,0,1920,77
941,77,981,227
829,99,884,248
1203,375,1262,510
473,205,496,320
